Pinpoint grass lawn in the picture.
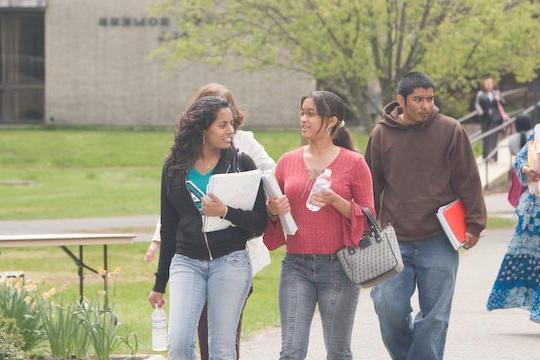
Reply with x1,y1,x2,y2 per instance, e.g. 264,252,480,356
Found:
0,128,369,220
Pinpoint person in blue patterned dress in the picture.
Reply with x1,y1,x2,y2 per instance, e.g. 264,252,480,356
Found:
487,136,540,323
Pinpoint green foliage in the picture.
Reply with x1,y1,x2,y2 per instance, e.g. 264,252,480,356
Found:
0,330,26,360
149,0,540,127
0,316,25,352
77,274,138,360
37,291,90,359
0,280,44,352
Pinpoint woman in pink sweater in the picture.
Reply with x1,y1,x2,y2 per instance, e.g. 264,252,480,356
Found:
264,91,375,359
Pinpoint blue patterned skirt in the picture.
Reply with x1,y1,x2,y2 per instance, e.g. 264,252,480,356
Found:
486,193,540,323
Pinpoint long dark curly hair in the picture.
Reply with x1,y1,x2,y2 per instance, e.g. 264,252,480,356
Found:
167,96,231,171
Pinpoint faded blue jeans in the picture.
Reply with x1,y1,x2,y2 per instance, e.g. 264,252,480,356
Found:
371,233,459,360
279,254,360,360
167,250,252,360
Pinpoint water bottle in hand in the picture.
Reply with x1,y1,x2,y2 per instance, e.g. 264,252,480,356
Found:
306,169,332,211
151,305,168,351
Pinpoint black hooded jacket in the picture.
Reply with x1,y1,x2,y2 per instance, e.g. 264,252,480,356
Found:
153,148,267,293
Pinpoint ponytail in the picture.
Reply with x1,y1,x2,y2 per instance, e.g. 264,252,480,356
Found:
332,126,355,151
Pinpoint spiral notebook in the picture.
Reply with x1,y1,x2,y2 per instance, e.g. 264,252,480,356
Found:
436,199,466,251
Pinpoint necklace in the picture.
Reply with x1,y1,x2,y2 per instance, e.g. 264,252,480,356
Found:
196,157,217,172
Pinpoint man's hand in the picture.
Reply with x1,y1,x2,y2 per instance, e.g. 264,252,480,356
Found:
463,232,479,250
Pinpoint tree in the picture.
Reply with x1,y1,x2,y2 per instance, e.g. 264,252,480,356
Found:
149,0,540,128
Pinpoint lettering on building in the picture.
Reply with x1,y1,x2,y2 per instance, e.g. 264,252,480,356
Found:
98,17,170,27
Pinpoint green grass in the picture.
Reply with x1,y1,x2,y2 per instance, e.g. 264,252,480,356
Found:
487,216,515,229
0,128,368,220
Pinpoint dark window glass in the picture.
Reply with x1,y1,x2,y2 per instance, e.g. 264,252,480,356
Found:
15,89,43,121
16,16,44,83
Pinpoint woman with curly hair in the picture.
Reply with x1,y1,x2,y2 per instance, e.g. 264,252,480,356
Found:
147,96,267,359
144,83,275,359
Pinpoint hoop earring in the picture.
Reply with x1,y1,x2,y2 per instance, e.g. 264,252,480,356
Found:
202,133,206,145
325,126,331,136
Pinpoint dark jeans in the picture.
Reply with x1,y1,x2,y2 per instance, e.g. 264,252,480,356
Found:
198,287,252,360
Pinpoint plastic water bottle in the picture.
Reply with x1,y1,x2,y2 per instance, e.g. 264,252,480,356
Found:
306,169,332,211
151,305,168,351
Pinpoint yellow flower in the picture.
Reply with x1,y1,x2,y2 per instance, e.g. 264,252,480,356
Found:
24,295,32,303
24,282,37,292
98,269,107,277
42,287,56,300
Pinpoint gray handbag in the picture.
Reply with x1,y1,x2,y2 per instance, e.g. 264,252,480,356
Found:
337,208,403,288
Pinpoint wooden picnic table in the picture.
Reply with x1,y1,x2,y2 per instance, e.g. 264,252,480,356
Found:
0,233,135,302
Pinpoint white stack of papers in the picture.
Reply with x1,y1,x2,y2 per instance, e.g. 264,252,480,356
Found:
203,169,262,232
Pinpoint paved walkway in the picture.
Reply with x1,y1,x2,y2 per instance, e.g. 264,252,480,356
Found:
241,228,539,360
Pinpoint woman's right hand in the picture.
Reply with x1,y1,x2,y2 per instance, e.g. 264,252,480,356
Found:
522,166,540,182
148,291,165,308
267,195,291,216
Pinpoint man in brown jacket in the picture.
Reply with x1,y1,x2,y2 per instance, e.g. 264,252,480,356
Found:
365,72,486,360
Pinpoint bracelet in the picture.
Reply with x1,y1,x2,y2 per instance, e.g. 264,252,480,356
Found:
221,206,228,219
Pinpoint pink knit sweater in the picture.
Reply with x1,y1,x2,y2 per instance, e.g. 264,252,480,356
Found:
263,147,375,254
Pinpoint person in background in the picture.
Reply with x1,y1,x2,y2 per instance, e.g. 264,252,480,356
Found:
144,83,275,360
365,72,487,360
487,129,540,323
147,96,267,359
475,76,507,161
264,90,374,360
508,114,533,156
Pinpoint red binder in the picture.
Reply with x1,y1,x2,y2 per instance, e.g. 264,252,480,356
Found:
436,199,466,250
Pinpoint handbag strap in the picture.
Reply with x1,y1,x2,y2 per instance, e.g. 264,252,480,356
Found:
361,207,381,233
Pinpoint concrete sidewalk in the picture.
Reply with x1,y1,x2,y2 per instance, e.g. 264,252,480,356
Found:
240,228,539,360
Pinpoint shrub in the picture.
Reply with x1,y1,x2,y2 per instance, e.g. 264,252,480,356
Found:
0,329,26,360
0,280,44,351
0,315,25,351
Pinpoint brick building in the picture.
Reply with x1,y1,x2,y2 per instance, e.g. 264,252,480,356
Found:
2,0,313,127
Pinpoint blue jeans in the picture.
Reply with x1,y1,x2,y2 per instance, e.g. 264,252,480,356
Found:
371,233,459,360
168,251,252,360
279,254,360,360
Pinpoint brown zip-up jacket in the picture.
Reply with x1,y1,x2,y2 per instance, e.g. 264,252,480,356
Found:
365,101,487,241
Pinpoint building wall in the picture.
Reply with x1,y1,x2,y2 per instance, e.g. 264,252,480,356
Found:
45,0,313,128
